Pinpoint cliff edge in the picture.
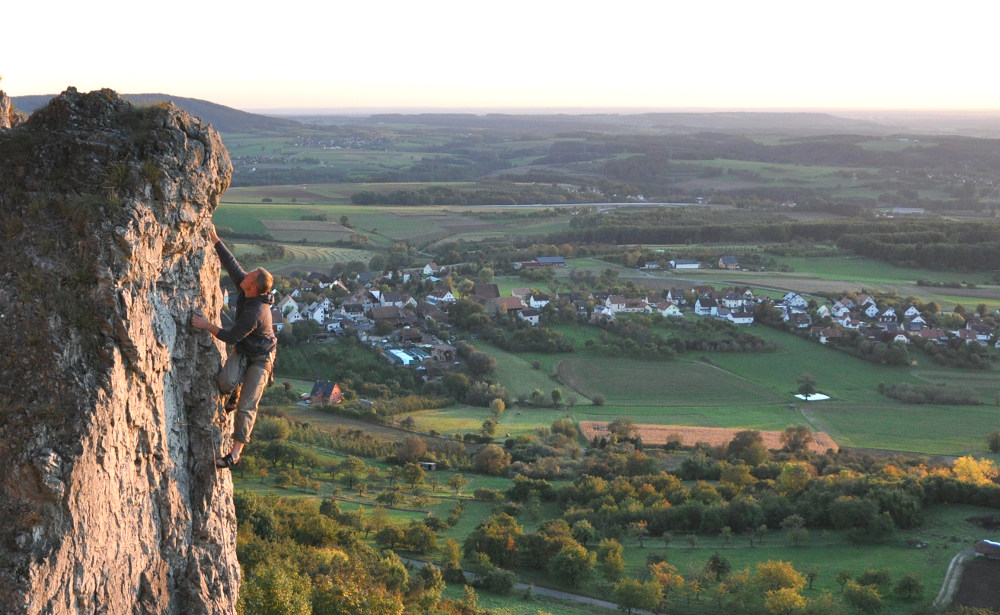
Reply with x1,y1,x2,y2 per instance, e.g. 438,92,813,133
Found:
0,88,239,614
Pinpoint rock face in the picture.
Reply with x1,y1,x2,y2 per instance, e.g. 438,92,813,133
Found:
0,88,239,614
0,90,26,130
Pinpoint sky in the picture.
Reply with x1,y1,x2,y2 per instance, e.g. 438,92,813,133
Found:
6,0,1000,113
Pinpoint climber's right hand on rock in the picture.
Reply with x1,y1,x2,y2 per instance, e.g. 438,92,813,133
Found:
190,312,210,330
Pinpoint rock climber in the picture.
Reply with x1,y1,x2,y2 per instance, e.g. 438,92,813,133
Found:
191,224,277,469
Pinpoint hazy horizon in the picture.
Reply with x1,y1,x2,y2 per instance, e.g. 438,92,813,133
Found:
8,1,1000,112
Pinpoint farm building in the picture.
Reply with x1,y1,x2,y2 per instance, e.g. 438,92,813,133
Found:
670,259,701,269
310,381,343,405
719,255,739,269
975,539,1000,559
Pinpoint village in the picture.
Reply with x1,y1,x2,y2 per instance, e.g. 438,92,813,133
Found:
229,252,1000,402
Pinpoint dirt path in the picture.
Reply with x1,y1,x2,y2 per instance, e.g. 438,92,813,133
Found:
933,547,976,608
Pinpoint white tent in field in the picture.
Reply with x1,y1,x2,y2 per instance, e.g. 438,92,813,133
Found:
794,393,830,401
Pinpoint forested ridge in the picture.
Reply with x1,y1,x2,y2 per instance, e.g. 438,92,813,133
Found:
549,212,1000,271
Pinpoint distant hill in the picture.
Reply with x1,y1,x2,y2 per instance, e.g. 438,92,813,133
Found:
11,92,302,134
359,111,896,137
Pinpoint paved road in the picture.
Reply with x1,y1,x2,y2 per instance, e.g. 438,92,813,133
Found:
932,547,976,607
400,557,657,614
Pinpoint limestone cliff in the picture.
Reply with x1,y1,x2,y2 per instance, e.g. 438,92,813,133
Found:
0,88,239,614
0,90,26,130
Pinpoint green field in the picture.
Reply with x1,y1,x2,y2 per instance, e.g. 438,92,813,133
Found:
366,311,993,457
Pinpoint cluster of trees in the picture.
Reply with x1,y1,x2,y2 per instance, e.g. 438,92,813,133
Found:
275,338,420,400
234,492,490,615
459,501,929,614
879,382,983,405
587,313,776,359
534,429,1000,546
551,211,1000,272
918,337,993,369
838,226,1000,271
350,184,601,206
447,298,575,354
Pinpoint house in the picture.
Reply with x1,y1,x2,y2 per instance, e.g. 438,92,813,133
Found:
669,259,701,269
495,296,527,316
863,302,881,319
665,288,690,306
399,327,424,343
831,301,852,318
276,295,299,316
781,292,808,309
471,284,500,300
695,296,719,316
511,287,532,299
270,308,284,333
718,255,739,270
903,305,922,319
648,300,682,318
622,298,647,313
725,309,754,325
836,315,862,329
422,263,443,277
811,326,845,344
343,290,378,313
787,312,812,328
917,328,949,343
517,309,540,326
418,462,437,471
721,292,747,310
303,303,326,324
381,291,416,309
425,288,456,305
529,293,551,309
310,381,343,405
369,306,419,328
967,322,993,342
590,305,615,324
956,328,988,345
415,301,450,324
878,307,898,325
605,295,627,313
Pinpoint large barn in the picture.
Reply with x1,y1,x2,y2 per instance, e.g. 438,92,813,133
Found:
975,539,1000,559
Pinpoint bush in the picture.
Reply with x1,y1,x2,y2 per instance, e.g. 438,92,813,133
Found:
989,430,1000,454
473,488,502,501
472,567,517,594
444,562,467,584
